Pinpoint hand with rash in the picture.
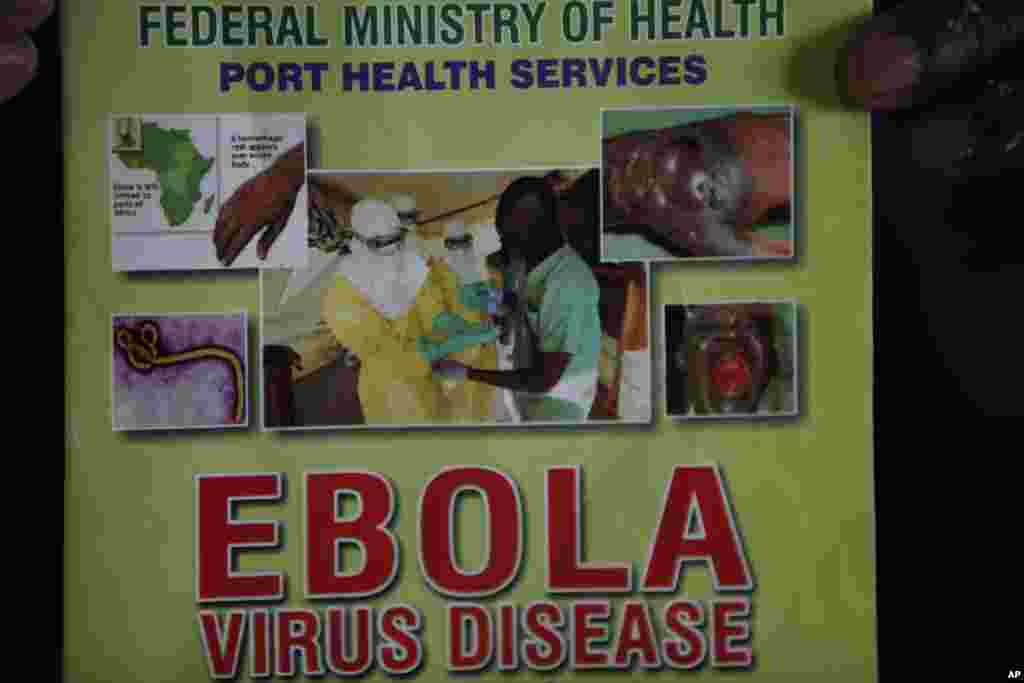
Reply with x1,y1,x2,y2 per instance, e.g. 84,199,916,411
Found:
213,142,307,266
0,1,54,103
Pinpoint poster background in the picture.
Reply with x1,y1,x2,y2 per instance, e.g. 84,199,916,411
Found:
63,1,876,680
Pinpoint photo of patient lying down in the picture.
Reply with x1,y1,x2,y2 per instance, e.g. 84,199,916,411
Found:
602,106,795,261
260,168,652,430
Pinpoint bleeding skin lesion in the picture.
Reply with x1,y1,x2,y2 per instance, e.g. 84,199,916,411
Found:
603,112,792,258
728,112,792,223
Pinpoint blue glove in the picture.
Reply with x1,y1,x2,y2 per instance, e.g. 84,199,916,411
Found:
432,359,468,381
458,282,511,315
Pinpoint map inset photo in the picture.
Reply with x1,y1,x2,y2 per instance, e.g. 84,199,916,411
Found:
109,113,308,272
111,116,218,233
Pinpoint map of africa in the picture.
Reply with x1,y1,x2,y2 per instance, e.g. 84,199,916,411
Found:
115,123,215,227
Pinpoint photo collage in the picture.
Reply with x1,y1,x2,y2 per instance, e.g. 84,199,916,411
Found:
109,107,799,431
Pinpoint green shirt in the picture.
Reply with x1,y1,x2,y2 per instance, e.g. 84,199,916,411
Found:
775,302,797,338
521,245,602,421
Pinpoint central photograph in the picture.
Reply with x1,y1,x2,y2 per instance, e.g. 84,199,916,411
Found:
260,167,651,430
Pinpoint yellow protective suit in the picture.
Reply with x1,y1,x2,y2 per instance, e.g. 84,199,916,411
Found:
321,261,496,425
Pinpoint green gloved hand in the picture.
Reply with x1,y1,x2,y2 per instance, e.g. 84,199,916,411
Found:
458,282,513,315
417,312,499,364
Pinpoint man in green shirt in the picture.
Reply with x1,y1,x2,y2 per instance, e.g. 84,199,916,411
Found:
432,177,601,422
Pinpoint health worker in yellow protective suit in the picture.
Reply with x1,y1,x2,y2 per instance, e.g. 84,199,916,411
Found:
439,219,506,421
321,199,495,425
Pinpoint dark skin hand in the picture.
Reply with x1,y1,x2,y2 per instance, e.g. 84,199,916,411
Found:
434,352,573,393
213,141,307,266
0,0,54,103
467,353,572,393
433,330,573,394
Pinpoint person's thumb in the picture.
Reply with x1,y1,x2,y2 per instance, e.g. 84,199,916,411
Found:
0,0,55,104
0,0,54,40
0,35,36,104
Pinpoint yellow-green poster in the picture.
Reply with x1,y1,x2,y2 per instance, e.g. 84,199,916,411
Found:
64,0,875,680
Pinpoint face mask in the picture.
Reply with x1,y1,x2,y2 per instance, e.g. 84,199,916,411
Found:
472,222,503,257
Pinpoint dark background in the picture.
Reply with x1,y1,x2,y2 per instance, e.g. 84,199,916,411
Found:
871,1,1024,418
25,5,63,682
10,10,59,220
870,0,1018,675
41,0,1013,679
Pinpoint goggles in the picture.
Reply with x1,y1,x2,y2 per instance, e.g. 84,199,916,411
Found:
351,228,406,252
444,234,474,250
